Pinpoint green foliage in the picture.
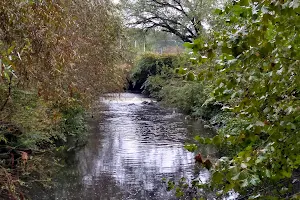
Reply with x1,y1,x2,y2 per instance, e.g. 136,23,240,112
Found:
129,52,222,119
60,105,86,138
151,78,221,119
159,81,206,114
142,75,167,99
0,88,87,149
130,53,178,90
0,87,88,199
182,0,300,198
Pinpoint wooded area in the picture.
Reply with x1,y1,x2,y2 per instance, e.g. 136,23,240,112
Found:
0,0,125,199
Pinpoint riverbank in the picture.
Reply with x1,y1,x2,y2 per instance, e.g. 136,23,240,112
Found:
128,53,226,127
0,1,126,199
0,92,89,199
127,52,300,199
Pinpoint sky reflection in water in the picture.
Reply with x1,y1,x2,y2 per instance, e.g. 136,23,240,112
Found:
35,93,213,200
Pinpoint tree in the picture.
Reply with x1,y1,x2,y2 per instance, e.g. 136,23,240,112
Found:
121,0,218,42
0,0,125,198
0,0,124,108
181,0,300,198
126,28,183,53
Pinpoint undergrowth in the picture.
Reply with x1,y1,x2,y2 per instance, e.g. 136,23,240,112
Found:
0,87,88,199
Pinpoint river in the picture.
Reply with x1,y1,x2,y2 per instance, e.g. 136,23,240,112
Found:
33,93,217,200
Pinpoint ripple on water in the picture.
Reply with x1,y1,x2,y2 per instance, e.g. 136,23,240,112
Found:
34,93,216,200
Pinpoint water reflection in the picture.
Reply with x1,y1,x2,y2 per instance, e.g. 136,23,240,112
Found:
36,93,215,200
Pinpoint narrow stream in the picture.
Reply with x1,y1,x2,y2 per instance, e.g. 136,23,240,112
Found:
34,93,216,200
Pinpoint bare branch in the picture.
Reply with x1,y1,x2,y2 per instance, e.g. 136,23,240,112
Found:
124,0,216,42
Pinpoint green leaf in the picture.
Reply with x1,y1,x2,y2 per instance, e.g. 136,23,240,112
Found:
184,143,198,152
186,72,195,81
167,181,175,191
241,179,249,188
221,45,232,54
214,8,223,15
204,137,212,144
249,175,260,186
241,163,247,169
231,173,240,181
212,171,223,183
239,0,250,6
175,187,184,197
175,67,187,75
281,170,292,178
183,42,194,49
194,135,205,143
207,49,215,59
265,169,271,178
212,135,222,145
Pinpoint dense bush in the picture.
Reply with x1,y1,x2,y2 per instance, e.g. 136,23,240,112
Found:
129,53,178,91
160,81,205,114
129,53,222,119
142,75,167,99
180,0,300,199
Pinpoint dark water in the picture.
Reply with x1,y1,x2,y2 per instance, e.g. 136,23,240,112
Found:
34,93,217,200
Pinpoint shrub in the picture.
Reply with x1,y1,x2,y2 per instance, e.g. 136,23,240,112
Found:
130,53,178,90
159,81,222,119
142,75,167,99
129,52,221,119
